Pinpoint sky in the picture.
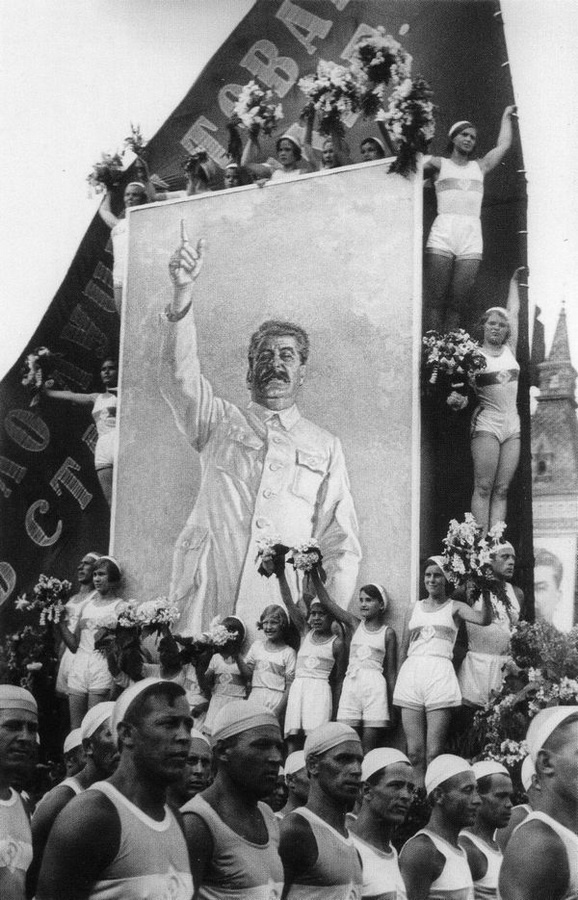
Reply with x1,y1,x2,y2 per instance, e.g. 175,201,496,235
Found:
0,0,576,379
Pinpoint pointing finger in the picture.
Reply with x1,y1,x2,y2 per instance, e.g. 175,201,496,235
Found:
180,219,190,245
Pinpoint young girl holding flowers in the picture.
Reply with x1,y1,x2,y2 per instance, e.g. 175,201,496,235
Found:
196,616,248,736
237,605,297,720
302,565,396,753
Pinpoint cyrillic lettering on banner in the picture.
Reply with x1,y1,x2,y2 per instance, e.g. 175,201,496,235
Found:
50,458,93,510
276,0,333,55
60,305,109,355
5,410,50,452
25,500,63,547
180,116,228,167
0,457,27,499
0,562,16,607
240,40,299,95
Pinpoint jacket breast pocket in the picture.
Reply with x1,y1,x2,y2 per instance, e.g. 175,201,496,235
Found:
290,449,327,504
213,426,264,481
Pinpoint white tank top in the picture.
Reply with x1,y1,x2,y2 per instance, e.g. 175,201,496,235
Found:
474,346,519,417
295,632,337,681
351,833,407,899
407,601,458,660
181,794,283,900
465,584,519,656
459,831,502,899
435,158,484,217
402,829,473,900
516,812,578,900
346,623,388,675
92,392,117,436
87,781,192,900
286,807,363,900
77,596,122,653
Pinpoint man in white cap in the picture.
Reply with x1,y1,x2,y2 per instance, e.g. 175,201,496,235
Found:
496,756,536,851
62,728,85,777
0,685,38,900
500,706,578,900
459,760,513,899
349,748,415,899
167,727,212,808
400,754,480,900
29,702,118,896
456,541,524,713
279,721,363,899
37,678,193,900
278,750,309,818
181,699,284,898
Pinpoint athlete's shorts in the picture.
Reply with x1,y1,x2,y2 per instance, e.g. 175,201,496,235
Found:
68,649,113,695
337,669,389,728
393,656,461,711
471,406,520,444
426,214,483,260
94,431,115,470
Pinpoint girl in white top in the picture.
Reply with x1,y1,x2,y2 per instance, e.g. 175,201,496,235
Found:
309,567,397,753
238,605,297,719
393,557,491,786
59,556,124,727
198,617,248,735
284,599,346,753
44,357,118,506
424,106,516,332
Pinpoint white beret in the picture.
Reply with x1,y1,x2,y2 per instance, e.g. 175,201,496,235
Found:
0,685,37,715
63,728,83,755
80,701,115,741
362,748,411,782
189,728,211,749
425,754,473,795
111,677,166,746
472,760,510,781
304,722,360,760
284,751,306,778
526,706,578,762
521,755,535,792
211,700,279,744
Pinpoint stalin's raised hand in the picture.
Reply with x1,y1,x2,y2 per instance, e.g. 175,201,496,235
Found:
166,220,206,320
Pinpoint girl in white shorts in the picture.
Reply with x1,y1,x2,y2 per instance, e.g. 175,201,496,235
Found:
393,556,492,786
59,555,124,728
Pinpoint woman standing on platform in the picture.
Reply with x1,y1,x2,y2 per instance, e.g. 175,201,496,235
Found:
469,268,523,532
393,556,491,786
424,106,516,331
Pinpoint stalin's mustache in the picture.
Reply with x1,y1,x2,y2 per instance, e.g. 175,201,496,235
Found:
258,368,290,384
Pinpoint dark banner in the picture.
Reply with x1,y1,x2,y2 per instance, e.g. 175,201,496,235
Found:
0,0,527,624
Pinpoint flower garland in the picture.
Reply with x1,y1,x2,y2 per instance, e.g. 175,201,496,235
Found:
20,347,61,407
299,60,362,137
470,622,578,767
441,515,507,590
383,75,436,175
16,575,72,626
351,27,412,118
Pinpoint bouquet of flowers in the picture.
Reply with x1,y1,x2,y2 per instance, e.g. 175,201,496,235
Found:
124,122,147,157
299,60,362,137
94,600,144,683
422,328,486,404
175,617,242,662
351,27,413,118
20,346,61,407
288,539,324,574
255,534,289,578
441,515,507,590
232,81,283,137
0,625,58,689
16,575,72,626
132,596,180,639
470,622,578,768
383,75,436,175
87,151,124,194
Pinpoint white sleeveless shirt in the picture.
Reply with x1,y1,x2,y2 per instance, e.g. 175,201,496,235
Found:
435,158,484,217
515,812,578,900
459,831,502,899
401,829,474,900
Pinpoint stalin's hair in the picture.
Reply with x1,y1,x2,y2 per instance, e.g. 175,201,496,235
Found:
248,320,310,368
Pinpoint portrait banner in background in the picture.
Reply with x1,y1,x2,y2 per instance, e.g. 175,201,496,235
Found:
113,162,422,638
0,0,524,623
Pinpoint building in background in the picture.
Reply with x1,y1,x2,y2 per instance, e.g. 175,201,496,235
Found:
531,305,578,630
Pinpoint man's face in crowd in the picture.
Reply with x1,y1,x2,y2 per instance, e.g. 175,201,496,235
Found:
129,693,192,785
492,547,516,581
287,766,310,804
478,774,513,829
90,719,119,777
77,555,96,585
437,771,481,828
365,762,416,825
0,708,38,781
311,740,363,809
222,725,284,799
248,334,305,410
184,738,212,797
534,565,562,624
